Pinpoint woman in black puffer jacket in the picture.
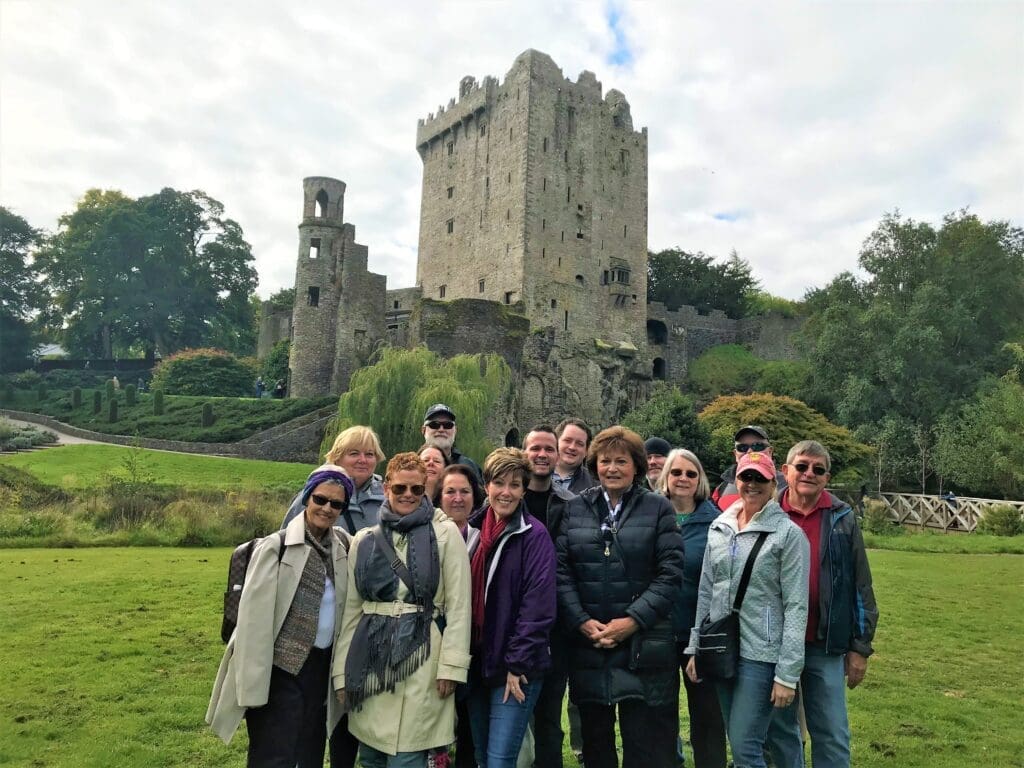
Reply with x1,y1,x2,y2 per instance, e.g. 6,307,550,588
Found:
556,426,685,768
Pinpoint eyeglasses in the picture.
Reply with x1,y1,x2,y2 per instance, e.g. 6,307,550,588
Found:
389,484,426,496
793,462,828,476
735,442,769,453
426,420,454,430
737,471,771,484
669,468,699,479
310,493,347,511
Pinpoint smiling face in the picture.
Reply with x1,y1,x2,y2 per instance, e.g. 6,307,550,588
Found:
486,471,526,520
304,481,347,536
667,455,700,504
735,470,775,512
783,453,831,504
385,468,427,516
557,424,589,471
338,445,378,487
419,446,446,485
440,471,474,526
524,430,558,478
596,448,637,499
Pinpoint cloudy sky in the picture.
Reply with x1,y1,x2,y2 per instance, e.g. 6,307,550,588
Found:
2,1,1021,301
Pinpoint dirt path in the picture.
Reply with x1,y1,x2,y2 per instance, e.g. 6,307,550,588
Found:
3,417,103,446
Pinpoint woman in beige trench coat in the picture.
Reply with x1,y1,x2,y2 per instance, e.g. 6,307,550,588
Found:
333,452,472,768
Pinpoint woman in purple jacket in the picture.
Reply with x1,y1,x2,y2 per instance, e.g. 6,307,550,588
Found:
466,448,558,768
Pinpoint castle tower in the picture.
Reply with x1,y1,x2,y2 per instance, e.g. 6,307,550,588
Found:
414,50,649,348
289,176,386,397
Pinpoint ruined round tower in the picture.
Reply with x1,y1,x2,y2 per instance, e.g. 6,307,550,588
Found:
288,177,347,397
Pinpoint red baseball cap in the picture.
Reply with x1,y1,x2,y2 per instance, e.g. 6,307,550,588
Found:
737,451,776,480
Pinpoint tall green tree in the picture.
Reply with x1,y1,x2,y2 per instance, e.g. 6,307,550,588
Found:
621,383,711,464
35,188,259,358
647,248,758,318
0,207,43,371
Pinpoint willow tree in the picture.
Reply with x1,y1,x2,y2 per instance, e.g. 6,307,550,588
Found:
321,347,513,463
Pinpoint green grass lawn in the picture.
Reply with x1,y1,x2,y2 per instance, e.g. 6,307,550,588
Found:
1,389,334,442
0,444,311,492
0,547,1021,767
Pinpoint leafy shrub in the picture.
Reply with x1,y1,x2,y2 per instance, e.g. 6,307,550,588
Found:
125,384,136,406
93,390,102,414
976,504,1024,537
688,345,763,401
153,389,164,415
746,290,805,318
3,383,14,402
72,387,82,408
105,379,116,400
150,348,256,397
108,399,118,422
7,436,32,450
621,383,711,465
261,340,291,387
861,499,902,535
201,402,214,427
8,371,41,389
36,382,47,401
42,369,116,389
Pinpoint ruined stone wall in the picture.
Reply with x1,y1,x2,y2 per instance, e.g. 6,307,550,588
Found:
737,314,805,361
257,302,292,358
385,287,422,348
408,298,529,372
331,234,386,393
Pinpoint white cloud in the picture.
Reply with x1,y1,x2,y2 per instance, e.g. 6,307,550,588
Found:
1,0,1021,301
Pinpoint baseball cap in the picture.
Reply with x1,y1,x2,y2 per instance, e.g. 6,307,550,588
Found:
734,425,769,442
644,436,671,456
736,451,776,480
424,403,456,422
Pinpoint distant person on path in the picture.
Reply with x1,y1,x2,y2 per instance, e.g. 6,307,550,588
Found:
655,448,727,768
643,436,671,489
283,426,387,533
136,377,145,393
112,375,120,390
255,376,265,398
767,441,878,768
711,426,788,511
553,418,596,495
422,404,483,482
207,466,358,768
274,379,287,398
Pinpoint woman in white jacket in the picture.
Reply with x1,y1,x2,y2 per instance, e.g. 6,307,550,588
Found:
207,467,356,768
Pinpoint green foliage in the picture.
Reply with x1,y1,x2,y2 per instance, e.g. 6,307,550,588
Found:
92,390,102,414
647,248,759,318
150,347,255,396
861,499,902,535
201,402,214,427
323,346,513,462
99,445,160,528
124,383,136,405
33,187,258,358
153,389,164,415
72,386,82,407
621,383,710,461
36,381,46,401
0,207,43,373
0,419,58,452
746,290,805,318
108,398,118,423
105,378,115,400
688,345,763,400
3,383,14,402
698,393,873,477
975,505,1024,537
261,339,290,385
267,287,295,312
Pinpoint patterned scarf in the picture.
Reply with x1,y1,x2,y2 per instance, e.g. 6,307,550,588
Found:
470,507,507,649
344,496,439,711
272,524,335,674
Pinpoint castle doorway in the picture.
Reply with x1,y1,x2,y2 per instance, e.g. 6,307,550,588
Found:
504,428,520,447
653,357,666,380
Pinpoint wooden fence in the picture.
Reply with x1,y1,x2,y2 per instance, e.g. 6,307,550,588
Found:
852,492,1024,533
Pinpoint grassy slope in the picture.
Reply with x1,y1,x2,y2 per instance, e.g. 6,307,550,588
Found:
0,549,1021,767
0,444,311,491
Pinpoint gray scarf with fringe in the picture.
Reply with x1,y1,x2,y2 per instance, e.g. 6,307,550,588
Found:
344,497,439,711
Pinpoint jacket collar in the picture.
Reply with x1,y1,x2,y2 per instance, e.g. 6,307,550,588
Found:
467,500,532,536
713,498,788,534
680,498,720,525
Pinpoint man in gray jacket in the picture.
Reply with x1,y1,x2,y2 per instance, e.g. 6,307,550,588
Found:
768,440,879,768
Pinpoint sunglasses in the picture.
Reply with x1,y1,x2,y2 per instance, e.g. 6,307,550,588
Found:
793,462,828,476
737,471,771,484
310,493,347,511
426,420,454,430
735,442,769,453
390,484,426,496
669,468,699,479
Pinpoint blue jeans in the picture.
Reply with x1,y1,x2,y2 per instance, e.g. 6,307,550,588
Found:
768,646,850,768
715,657,784,768
468,674,544,768
358,744,428,768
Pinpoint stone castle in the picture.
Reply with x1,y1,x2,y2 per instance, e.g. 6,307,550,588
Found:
259,50,801,440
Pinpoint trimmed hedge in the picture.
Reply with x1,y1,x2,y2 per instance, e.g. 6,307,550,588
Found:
150,348,256,397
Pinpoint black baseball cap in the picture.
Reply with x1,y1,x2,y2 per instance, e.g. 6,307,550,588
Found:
733,425,769,442
424,403,456,422
644,436,671,456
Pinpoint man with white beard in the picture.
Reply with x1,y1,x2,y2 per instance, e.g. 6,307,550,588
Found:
421,403,482,482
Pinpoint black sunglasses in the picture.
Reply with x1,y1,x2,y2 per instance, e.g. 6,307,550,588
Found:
735,442,769,453
390,483,426,496
426,420,454,430
737,471,771,484
670,468,699,479
310,493,347,511
793,462,828,476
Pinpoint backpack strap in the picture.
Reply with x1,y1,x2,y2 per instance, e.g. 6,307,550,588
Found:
731,531,768,613
372,525,416,595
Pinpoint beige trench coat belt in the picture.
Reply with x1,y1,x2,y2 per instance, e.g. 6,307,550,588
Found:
362,600,443,618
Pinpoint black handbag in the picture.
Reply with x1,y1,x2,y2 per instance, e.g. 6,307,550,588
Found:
696,531,768,681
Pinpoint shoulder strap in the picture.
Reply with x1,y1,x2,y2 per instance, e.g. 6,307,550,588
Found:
276,530,286,563
372,525,416,594
732,532,769,613
341,507,356,535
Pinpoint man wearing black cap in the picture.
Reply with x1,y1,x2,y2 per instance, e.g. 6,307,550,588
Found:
711,425,788,511
421,403,483,482
644,436,672,489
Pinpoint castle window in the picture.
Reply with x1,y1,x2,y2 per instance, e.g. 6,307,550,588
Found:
551,299,557,308
506,209,510,221
577,203,584,212
576,230,584,239
446,219,454,234
575,274,584,286
542,218,546,230
601,270,609,285
561,231,565,242
620,149,629,175
543,178,547,191
542,247,546,258
308,238,321,259
567,185,571,203
543,137,548,152
314,190,328,218
564,310,569,330
486,176,490,188
567,107,576,138
479,279,486,293
439,285,447,298
647,320,668,345
447,141,454,155
393,300,400,309
509,126,513,140
653,358,666,380
480,124,486,136
447,186,454,199
507,171,511,184
564,150,568,162
504,291,514,304
307,286,320,307
623,225,627,238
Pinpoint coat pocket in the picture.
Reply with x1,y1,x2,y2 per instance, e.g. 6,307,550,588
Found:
628,619,676,671
765,605,773,644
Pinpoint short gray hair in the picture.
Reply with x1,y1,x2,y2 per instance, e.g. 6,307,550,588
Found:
656,448,711,503
785,440,831,472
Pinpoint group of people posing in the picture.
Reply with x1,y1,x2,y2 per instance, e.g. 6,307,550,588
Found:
207,406,879,768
